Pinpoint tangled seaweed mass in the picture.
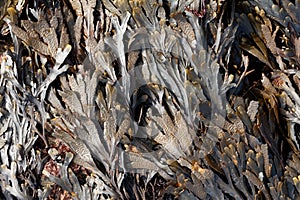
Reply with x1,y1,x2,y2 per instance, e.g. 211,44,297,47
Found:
1,0,300,199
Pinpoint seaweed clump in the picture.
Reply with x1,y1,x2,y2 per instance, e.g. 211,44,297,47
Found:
0,0,300,199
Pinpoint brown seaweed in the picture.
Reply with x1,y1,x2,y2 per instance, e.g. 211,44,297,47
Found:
1,0,300,199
